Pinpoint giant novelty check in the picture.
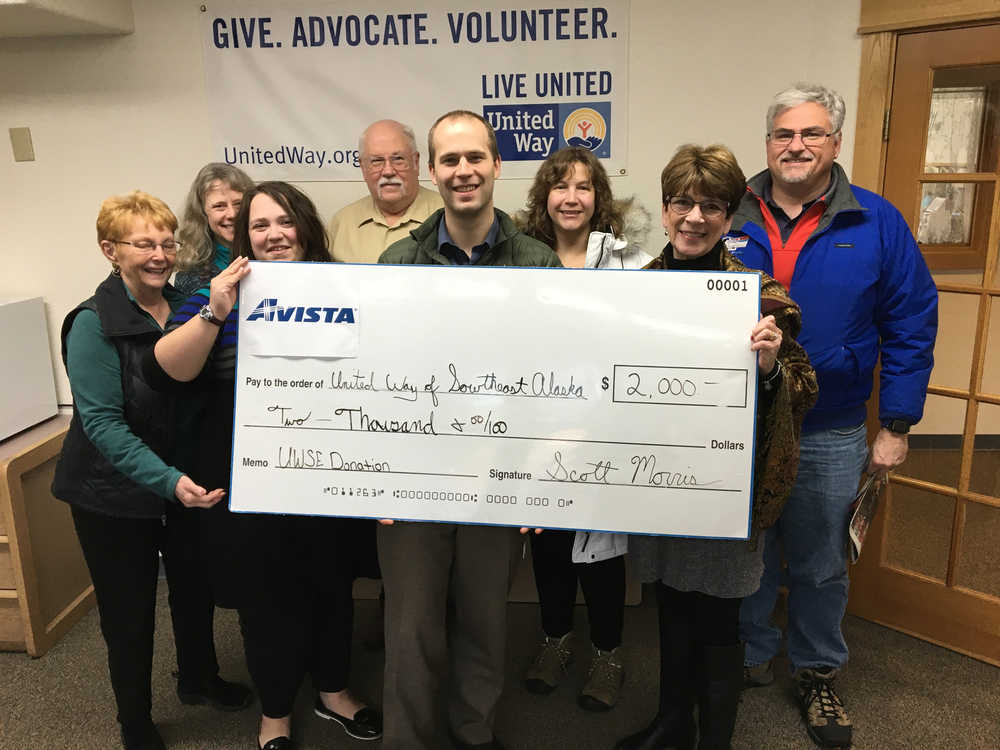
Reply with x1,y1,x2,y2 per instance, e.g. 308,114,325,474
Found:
230,262,761,539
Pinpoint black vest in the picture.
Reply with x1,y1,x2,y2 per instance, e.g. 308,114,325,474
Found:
52,275,175,519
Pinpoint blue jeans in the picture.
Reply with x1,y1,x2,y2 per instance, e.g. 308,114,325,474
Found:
739,424,868,672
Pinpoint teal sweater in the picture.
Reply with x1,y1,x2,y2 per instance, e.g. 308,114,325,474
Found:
174,240,231,297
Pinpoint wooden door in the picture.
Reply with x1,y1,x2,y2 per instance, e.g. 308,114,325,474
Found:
848,24,1000,666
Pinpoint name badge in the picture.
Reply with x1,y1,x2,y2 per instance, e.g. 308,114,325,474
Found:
724,234,749,253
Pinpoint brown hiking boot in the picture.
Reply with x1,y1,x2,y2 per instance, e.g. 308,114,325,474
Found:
744,659,775,687
578,646,624,711
796,668,852,748
524,632,574,694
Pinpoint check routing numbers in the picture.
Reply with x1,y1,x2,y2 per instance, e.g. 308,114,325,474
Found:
230,265,760,539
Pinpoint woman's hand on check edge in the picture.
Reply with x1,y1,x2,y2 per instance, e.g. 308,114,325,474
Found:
209,256,251,320
174,475,226,508
750,314,782,375
520,527,544,535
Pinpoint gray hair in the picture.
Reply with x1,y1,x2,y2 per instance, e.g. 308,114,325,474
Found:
176,162,254,273
766,83,846,134
357,120,418,158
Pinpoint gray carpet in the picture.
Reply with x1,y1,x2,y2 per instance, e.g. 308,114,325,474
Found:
1,588,998,749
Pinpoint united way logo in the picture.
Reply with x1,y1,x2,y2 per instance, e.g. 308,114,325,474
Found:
558,102,611,158
563,107,606,151
482,101,611,161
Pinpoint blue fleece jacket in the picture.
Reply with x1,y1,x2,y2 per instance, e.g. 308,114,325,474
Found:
725,164,938,434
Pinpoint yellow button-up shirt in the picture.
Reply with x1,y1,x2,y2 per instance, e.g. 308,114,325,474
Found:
328,186,444,263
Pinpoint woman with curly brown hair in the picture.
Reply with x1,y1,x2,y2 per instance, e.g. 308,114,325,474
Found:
518,147,652,712
520,146,650,270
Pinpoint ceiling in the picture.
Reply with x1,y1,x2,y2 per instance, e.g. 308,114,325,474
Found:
0,0,133,38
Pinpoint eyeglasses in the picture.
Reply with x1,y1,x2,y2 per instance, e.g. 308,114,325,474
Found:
363,155,413,173
665,197,728,219
767,129,839,147
113,239,181,255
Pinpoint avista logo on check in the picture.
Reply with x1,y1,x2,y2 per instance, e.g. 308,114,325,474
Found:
246,299,357,324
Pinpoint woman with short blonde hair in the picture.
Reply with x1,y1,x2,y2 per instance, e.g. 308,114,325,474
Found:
53,190,251,750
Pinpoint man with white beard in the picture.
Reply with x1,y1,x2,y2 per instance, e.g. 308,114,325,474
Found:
733,83,937,750
328,119,443,263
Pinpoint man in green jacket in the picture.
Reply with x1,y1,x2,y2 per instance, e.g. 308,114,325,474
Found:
378,110,560,750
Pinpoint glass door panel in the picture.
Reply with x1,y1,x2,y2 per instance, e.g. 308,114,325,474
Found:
929,291,979,390
917,182,979,245
956,500,1000,598
970,402,1000,497
981,304,1000,394
885,485,955,581
925,66,1000,175
907,395,969,488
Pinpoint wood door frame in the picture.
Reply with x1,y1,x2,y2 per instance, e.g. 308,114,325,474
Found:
849,7,1000,666
859,1,1000,35
853,1,1000,194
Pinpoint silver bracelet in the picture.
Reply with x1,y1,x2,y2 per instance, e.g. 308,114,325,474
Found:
762,360,782,391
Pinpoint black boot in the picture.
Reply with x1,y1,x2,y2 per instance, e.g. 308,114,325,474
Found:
695,643,744,750
614,707,696,750
613,584,697,750
120,720,166,750
177,673,254,711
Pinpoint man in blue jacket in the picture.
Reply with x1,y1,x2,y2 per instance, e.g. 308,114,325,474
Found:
731,83,938,749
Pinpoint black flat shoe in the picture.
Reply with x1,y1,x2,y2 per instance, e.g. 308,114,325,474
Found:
258,737,294,750
313,698,383,741
178,674,254,712
449,731,505,750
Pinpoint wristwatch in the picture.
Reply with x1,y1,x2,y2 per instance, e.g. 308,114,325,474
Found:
881,419,910,434
198,304,225,327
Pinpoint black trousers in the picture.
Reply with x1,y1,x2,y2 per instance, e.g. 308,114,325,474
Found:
529,529,626,651
71,503,218,732
239,516,362,718
656,583,741,646
654,583,741,709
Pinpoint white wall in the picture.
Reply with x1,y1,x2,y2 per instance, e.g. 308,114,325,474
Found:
0,0,861,404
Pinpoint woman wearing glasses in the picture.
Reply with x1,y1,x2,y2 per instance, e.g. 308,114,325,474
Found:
517,146,651,711
174,163,254,297
52,191,250,750
147,182,380,750
616,146,817,750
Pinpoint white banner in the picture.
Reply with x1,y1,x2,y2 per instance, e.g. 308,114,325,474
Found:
199,1,629,180
230,262,761,539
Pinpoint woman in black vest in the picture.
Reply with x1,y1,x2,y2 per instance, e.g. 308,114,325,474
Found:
52,191,251,750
